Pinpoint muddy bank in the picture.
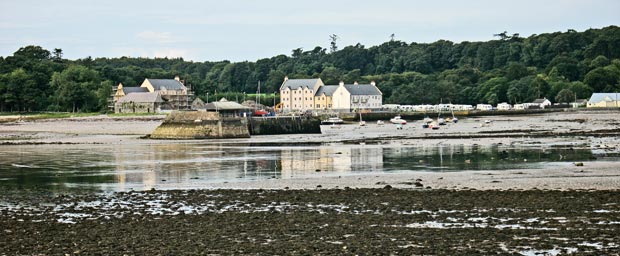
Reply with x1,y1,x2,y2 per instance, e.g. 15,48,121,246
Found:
1,110,620,146
1,188,619,255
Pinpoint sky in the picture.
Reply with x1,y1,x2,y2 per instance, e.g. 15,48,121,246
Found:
1,0,619,62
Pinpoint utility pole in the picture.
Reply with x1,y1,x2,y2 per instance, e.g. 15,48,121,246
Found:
256,81,261,108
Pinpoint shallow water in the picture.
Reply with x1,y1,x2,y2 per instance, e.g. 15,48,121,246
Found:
0,140,617,192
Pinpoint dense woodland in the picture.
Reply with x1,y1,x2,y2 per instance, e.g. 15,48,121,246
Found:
1,26,619,112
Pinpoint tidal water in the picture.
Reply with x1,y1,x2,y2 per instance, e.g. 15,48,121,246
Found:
0,140,616,192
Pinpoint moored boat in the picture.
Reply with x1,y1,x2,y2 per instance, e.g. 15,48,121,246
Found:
321,117,344,125
390,115,407,124
438,117,446,125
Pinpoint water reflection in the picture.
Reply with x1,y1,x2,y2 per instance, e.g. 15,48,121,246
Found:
0,141,612,192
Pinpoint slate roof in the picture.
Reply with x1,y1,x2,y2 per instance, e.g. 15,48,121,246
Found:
315,85,338,96
146,79,186,90
117,92,163,103
122,87,149,94
588,93,619,104
343,84,382,96
532,98,550,104
280,79,321,90
205,98,252,111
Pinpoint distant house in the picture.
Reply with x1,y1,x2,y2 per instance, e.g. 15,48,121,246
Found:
114,92,163,113
279,77,324,112
476,104,493,111
332,81,383,112
140,76,191,110
526,98,552,109
497,102,512,110
112,76,193,113
570,99,588,108
113,83,149,102
513,104,525,110
587,93,620,108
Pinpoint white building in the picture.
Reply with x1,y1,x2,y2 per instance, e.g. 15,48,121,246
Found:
476,104,493,111
332,81,382,112
497,102,512,110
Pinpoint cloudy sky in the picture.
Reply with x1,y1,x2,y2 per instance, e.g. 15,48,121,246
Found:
1,0,618,62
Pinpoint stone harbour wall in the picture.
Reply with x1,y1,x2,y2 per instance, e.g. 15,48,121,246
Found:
150,111,250,139
248,116,321,135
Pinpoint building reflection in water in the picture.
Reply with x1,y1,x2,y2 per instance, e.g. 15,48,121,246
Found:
279,146,384,177
107,142,595,190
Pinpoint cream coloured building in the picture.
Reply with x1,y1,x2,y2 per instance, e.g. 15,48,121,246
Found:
279,77,324,112
587,93,620,108
279,77,382,113
314,85,338,110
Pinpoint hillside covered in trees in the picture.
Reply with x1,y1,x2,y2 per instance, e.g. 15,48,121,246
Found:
1,26,619,112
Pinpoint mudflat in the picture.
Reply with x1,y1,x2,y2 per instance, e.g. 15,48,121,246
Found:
1,110,620,254
1,188,619,254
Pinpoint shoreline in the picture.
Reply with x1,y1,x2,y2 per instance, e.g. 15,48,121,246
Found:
2,110,620,254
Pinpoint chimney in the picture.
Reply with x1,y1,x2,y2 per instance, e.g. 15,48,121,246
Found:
354,81,359,85
339,81,344,87
174,75,180,81
370,81,376,86
284,76,289,82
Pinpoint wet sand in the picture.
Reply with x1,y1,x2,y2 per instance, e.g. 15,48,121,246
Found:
1,110,619,191
2,110,620,254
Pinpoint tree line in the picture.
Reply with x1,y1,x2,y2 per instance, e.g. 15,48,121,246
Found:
1,26,619,112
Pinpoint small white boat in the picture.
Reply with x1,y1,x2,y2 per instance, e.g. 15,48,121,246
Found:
321,117,344,125
358,111,366,126
452,117,459,123
390,116,407,124
438,117,446,125
423,116,433,123
429,121,440,130
377,120,385,125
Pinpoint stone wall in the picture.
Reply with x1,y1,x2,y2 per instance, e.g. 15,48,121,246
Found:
150,111,249,139
248,116,321,135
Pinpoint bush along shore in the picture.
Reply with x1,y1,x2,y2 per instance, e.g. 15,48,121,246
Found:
2,188,619,255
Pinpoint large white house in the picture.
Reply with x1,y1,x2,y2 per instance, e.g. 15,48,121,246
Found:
332,81,382,112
